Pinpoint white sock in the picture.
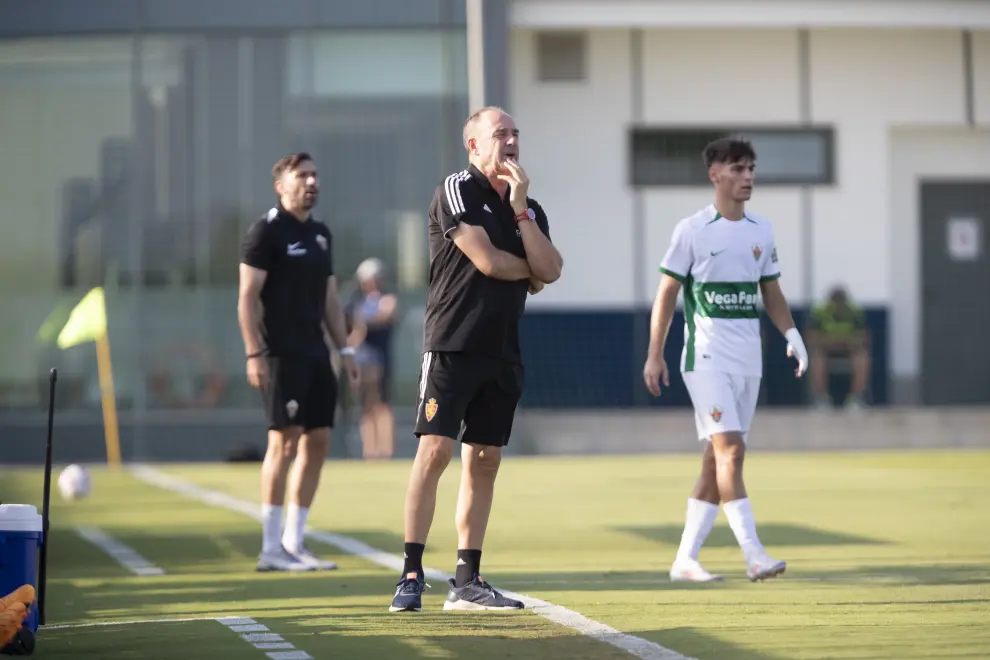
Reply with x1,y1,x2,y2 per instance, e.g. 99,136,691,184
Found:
723,497,765,560
675,498,720,562
281,504,309,553
261,504,284,554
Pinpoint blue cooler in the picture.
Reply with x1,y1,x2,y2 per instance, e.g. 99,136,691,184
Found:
0,504,42,634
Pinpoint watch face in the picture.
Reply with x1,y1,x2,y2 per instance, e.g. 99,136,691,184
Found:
526,208,536,220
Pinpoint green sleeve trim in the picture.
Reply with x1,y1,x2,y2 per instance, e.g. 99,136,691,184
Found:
759,273,781,283
659,267,686,283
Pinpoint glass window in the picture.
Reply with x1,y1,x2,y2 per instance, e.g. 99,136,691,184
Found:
287,31,467,98
285,30,468,408
0,37,137,410
630,127,835,186
285,31,467,284
0,29,468,414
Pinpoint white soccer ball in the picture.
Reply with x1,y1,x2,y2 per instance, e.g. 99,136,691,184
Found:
57,464,92,502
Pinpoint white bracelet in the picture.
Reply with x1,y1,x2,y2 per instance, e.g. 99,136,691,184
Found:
339,346,356,357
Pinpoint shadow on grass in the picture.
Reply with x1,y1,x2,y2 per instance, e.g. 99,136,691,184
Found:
615,523,889,548
46,552,990,620
37,522,990,660
41,608,787,660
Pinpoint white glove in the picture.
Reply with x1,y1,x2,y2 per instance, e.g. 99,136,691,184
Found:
784,328,808,378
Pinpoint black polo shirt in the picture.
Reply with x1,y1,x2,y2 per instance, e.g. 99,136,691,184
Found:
240,204,334,359
422,163,552,364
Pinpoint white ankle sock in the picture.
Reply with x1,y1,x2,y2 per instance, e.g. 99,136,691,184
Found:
281,504,309,553
723,497,764,559
675,498,720,561
261,504,284,554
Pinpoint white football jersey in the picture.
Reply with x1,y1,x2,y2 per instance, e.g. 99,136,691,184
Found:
659,204,780,377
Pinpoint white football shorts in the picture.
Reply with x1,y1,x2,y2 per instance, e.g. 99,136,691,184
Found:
681,371,762,442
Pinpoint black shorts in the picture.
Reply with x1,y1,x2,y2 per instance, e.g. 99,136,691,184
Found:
260,356,337,431
413,351,524,447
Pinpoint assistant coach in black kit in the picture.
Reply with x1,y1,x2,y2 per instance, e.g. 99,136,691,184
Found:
238,152,359,574
389,107,563,613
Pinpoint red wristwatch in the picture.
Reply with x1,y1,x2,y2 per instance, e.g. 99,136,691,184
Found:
515,208,535,223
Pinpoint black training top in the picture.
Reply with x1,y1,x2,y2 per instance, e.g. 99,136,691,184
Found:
240,203,334,358
421,163,551,364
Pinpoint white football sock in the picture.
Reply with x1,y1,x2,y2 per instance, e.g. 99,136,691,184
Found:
261,504,284,555
723,497,765,559
675,498,720,562
281,504,309,553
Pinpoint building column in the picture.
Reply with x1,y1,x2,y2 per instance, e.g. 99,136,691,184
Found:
466,0,508,111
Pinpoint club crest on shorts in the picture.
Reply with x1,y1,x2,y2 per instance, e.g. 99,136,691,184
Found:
286,399,299,419
424,398,438,422
751,244,762,261
316,235,327,251
709,405,723,423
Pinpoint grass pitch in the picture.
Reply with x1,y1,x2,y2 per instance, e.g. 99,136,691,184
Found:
1,449,988,659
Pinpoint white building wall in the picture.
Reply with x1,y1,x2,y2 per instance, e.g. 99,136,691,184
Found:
640,29,805,305
975,31,990,124
510,24,990,382
508,28,635,308
808,29,969,306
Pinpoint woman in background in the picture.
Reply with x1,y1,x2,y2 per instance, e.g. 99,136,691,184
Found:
348,258,398,459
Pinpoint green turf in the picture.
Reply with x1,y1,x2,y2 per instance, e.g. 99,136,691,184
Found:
1,449,988,659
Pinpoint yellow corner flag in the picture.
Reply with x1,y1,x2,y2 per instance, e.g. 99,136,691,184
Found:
57,287,107,349
55,287,121,468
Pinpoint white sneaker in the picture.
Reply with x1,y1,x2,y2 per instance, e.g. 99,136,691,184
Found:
844,396,866,414
669,557,724,582
286,545,338,571
746,554,786,581
256,546,316,572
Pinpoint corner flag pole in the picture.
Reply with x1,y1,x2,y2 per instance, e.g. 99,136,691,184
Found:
38,368,57,626
94,332,122,468
53,286,122,468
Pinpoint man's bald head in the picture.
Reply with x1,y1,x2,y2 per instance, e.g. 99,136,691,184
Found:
462,106,508,151
462,106,519,177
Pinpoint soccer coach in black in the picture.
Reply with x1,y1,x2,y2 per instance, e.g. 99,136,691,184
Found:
389,107,563,613
238,152,359,573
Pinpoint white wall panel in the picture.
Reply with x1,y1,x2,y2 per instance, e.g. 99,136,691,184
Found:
509,28,635,307
641,29,801,124
809,29,968,304
972,31,990,125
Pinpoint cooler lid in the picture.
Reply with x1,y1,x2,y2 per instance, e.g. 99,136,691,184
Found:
0,504,43,532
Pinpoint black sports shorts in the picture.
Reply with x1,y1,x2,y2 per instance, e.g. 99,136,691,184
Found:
413,351,524,447
260,355,337,431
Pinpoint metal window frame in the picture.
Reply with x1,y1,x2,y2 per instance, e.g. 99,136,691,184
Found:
629,125,837,187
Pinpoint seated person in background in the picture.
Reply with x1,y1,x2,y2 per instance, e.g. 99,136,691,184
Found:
807,286,871,410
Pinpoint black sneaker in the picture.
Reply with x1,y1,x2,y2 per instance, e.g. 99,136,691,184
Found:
1,628,36,656
389,572,429,612
443,577,524,611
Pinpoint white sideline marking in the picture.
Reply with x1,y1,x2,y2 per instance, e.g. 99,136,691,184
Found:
131,465,694,660
232,623,269,632
44,612,310,657
74,525,166,576
216,617,312,659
